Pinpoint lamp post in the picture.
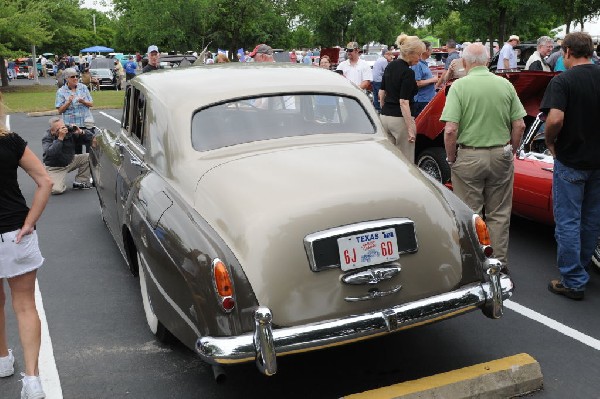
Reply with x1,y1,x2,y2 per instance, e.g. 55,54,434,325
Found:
93,13,96,34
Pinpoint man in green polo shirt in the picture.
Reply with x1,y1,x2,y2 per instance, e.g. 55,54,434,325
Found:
441,43,526,269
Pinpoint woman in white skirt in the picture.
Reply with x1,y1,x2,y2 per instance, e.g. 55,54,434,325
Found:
0,92,53,398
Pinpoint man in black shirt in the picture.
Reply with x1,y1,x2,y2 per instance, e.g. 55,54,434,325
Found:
142,45,161,73
42,116,93,194
540,32,600,300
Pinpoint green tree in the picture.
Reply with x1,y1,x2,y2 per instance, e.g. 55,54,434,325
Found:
0,0,52,86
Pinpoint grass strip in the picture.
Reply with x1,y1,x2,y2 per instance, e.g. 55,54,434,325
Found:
1,84,124,113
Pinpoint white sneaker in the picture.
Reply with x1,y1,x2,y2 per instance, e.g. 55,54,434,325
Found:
20,374,45,399
0,349,14,377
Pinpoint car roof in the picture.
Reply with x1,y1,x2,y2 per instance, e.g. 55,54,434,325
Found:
134,63,361,111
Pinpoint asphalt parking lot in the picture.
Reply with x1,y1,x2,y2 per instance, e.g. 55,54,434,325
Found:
1,108,599,398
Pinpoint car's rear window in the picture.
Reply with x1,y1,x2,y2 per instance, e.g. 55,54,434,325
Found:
191,94,375,152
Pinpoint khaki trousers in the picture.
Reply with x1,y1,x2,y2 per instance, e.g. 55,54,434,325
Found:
46,154,91,195
451,146,514,266
380,114,415,163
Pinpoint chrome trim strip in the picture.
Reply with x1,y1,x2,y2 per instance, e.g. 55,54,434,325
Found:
344,284,402,302
196,273,513,375
304,218,417,272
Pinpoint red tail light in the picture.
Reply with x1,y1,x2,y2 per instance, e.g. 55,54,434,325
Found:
212,258,235,312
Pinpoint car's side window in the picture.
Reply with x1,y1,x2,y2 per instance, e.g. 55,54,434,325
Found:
121,86,131,130
128,89,146,144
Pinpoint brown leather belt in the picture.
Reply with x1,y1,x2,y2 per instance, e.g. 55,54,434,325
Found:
458,144,506,150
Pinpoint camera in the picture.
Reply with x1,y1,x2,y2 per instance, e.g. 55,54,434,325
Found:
66,125,77,134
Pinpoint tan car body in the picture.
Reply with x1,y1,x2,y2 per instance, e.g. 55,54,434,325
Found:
90,64,513,376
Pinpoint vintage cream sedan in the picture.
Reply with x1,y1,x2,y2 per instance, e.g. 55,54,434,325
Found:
89,63,513,377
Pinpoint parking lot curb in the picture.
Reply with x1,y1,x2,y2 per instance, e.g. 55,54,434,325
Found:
27,110,58,117
341,353,543,399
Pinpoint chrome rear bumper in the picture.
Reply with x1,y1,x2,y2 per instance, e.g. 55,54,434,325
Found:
196,266,512,376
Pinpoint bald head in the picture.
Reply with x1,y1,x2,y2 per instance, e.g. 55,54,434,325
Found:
462,43,489,67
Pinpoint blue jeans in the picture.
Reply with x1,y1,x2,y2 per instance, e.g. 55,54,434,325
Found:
372,81,381,112
553,159,600,290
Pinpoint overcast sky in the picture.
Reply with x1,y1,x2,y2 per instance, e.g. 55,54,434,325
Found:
81,0,113,13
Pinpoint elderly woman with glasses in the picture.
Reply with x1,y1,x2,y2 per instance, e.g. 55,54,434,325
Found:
55,67,94,129
378,34,424,163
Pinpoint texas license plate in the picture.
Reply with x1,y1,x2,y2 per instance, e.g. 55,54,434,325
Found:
337,228,400,271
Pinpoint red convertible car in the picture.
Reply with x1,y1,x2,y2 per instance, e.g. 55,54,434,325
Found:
414,70,600,269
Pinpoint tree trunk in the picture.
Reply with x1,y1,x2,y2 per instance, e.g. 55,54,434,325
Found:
0,56,8,87
564,0,574,34
498,7,507,45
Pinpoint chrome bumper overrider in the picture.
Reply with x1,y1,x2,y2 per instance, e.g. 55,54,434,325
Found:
196,262,512,376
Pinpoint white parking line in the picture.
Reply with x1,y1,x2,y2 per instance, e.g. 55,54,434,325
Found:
99,111,120,124
36,280,63,398
506,299,600,350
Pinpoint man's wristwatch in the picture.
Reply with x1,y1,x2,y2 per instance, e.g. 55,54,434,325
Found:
446,157,455,165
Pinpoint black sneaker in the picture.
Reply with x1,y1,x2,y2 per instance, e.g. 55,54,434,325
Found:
73,181,92,190
548,279,584,300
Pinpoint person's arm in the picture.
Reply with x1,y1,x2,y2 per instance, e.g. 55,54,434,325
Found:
359,63,373,90
544,108,564,157
16,147,53,243
56,91,75,114
399,99,415,141
378,89,386,107
78,85,94,107
416,75,438,88
510,118,526,154
77,97,93,107
444,122,459,163
42,132,64,158
503,57,510,70
528,60,543,71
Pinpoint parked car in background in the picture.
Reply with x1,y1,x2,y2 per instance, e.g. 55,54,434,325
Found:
141,53,197,69
414,70,600,269
489,42,540,72
107,52,134,67
90,68,118,90
89,58,118,90
359,53,379,68
14,58,30,79
36,56,55,76
89,64,512,377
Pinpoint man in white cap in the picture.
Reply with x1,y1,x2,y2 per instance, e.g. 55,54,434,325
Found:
142,45,161,73
497,35,520,70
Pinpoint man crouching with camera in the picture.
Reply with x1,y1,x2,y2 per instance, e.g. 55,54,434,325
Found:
42,117,93,194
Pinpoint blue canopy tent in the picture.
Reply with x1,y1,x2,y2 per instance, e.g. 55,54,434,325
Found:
80,45,114,53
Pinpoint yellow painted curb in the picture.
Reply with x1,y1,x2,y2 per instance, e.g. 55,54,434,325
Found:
342,353,543,399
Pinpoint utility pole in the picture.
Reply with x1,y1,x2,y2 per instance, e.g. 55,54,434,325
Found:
93,14,97,34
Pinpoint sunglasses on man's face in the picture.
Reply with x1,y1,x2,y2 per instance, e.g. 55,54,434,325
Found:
346,48,357,53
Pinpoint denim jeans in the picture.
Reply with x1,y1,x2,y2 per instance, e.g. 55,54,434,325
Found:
372,81,381,112
552,159,600,290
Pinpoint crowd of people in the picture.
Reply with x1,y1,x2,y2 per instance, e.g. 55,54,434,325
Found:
0,31,598,399
244,33,599,302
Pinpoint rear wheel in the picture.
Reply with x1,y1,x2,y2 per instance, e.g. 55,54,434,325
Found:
417,147,451,184
137,251,172,343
